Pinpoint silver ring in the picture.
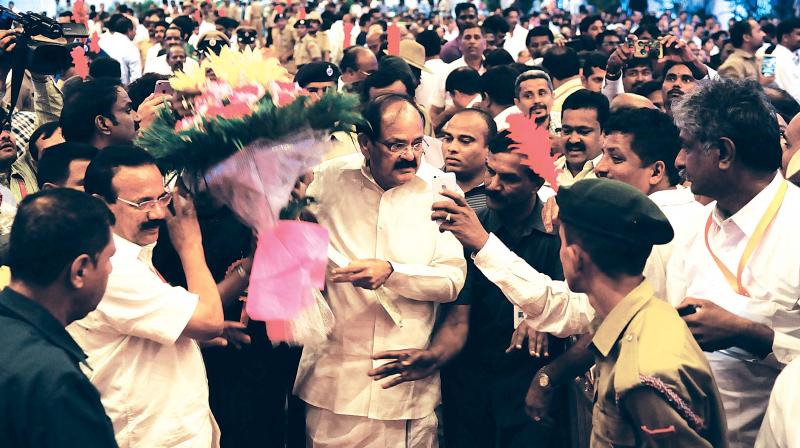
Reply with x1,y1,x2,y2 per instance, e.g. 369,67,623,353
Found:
446,213,451,222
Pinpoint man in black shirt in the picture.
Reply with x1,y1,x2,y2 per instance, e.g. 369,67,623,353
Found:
369,130,569,447
0,189,118,447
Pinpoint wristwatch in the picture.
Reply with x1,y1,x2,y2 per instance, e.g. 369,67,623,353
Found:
536,370,552,390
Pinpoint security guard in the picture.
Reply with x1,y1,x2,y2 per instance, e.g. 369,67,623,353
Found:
270,13,295,68
306,11,330,62
196,31,230,60
293,19,321,69
215,16,240,39
236,26,258,52
553,179,728,447
295,61,340,94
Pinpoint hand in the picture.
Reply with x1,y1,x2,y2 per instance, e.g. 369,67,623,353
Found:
678,297,748,352
525,368,556,424
200,321,252,349
0,29,19,54
166,187,203,255
506,320,550,357
542,196,559,234
368,349,440,388
226,257,253,278
136,93,171,133
659,34,707,77
606,34,635,75
431,189,489,252
759,73,775,86
330,259,393,289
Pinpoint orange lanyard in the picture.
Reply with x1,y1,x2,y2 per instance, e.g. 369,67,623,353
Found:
703,180,788,297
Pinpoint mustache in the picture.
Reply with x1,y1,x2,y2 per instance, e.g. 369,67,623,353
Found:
140,219,165,231
565,142,586,152
668,87,684,95
394,158,418,170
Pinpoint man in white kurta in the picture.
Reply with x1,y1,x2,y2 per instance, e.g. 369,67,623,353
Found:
295,95,466,446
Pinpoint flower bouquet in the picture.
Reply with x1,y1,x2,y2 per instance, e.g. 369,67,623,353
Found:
137,47,360,344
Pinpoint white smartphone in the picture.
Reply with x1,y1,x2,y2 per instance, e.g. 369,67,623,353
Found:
154,79,174,96
432,172,459,224
762,54,777,77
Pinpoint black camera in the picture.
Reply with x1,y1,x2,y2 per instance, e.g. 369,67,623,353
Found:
0,6,88,75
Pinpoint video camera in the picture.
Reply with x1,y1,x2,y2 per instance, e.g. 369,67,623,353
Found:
0,5,88,75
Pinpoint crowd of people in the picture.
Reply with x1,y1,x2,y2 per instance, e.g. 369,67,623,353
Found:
0,0,800,447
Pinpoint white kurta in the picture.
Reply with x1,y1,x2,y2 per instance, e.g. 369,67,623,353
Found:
295,153,466,421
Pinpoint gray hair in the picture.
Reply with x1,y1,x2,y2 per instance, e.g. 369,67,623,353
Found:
672,78,781,172
514,70,553,99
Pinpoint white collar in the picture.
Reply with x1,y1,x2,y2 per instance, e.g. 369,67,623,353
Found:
712,172,784,238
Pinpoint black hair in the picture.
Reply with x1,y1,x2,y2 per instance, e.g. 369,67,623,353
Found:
604,108,682,186
764,87,800,123
37,142,98,188
127,73,169,111
526,26,553,46
595,29,619,46
487,130,542,183
662,60,703,80
454,2,477,17
357,94,424,141
110,15,134,34
60,78,122,144
482,14,509,36
562,89,610,130
89,57,122,80
563,220,651,277
360,68,416,104
777,17,800,43
447,108,498,145
8,189,114,286
729,19,752,48
485,49,514,68
84,145,159,203
28,122,60,162
578,15,602,33
581,51,608,76
623,57,653,73
502,7,520,17
633,24,661,39
171,15,197,41
480,65,517,107
542,46,580,80
59,11,74,18
445,67,482,95
632,79,663,98
416,30,441,58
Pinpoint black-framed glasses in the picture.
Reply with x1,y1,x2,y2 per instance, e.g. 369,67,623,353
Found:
377,138,428,154
117,191,173,212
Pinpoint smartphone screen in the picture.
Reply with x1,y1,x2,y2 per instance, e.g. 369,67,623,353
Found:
762,55,777,77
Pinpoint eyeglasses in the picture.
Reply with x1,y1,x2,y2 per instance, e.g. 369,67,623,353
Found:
377,138,428,153
117,191,173,212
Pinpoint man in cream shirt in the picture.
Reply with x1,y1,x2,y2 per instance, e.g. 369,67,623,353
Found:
295,95,466,446
68,146,225,447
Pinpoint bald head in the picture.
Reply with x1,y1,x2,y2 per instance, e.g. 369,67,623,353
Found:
610,93,656,112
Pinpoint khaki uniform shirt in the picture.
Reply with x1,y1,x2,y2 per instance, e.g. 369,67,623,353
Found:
312,31,330,61
272,26,295,62
294,34,321,67
718,49,759,81
590,281,728,447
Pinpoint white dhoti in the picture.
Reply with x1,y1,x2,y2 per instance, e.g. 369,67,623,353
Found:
305,405,438,448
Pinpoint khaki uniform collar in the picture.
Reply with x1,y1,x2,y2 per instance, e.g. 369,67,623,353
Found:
591,280,653,357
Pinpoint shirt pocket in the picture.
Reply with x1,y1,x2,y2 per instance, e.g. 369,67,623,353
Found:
592,404,636,447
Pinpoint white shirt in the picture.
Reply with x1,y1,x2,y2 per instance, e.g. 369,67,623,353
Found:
469,185,702,338
773,45,800,104
667,173,800,447
757,357,800,448
67,235,219,448
294,153,466,420
144,43,163,71
493,105,523,131
503,24,528,61
144,55,201,76
431,57,486,109
415,58,449,110
98,32,142,85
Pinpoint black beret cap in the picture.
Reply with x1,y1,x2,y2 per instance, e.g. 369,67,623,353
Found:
294,19,308,28
294,61,341,88
236,28,257,44
215,17,240,29
557,179,674,246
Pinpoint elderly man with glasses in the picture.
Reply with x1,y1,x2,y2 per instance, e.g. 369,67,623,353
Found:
68,145,250,447
295,94,466,446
